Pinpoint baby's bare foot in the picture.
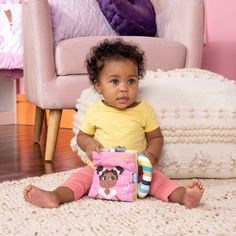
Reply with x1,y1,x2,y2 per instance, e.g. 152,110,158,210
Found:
183,179,204,209
23,185,60,208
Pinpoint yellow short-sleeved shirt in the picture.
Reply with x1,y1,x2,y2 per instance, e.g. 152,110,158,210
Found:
80,100,159,152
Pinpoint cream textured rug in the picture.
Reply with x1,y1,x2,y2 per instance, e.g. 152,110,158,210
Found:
1,169,236,236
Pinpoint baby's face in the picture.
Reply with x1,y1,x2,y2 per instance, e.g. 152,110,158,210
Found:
95,59,139,109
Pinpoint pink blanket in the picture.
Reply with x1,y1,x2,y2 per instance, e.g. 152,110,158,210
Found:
0,1,22,70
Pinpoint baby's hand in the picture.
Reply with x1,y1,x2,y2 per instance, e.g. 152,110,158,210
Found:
85,140,102,161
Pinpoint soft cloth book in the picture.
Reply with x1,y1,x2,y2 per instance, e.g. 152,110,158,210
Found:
88,148,152,202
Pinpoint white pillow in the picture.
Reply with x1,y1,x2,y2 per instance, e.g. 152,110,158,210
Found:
72,69,236,178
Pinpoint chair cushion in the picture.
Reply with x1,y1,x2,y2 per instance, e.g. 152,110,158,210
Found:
55,36,186,75
72,69,236,178
96,0,157,36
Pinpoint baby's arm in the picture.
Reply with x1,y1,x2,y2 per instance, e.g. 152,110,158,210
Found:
77,130,103,160
142,127,164,164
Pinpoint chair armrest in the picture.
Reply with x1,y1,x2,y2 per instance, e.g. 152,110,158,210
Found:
158,0,205,68
22,0,56,104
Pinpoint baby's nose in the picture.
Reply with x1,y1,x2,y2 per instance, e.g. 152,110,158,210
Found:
119,83,128,91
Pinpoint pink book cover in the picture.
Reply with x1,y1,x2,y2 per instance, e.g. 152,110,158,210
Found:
88,150,138,202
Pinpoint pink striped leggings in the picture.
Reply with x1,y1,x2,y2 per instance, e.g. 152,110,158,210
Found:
60,166,180,202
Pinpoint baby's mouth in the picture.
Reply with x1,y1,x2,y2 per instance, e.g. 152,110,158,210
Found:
117,97,129,103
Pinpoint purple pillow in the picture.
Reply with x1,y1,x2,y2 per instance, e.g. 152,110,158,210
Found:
96,0,157,36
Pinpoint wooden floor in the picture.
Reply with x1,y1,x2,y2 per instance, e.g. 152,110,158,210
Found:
0,124,85,183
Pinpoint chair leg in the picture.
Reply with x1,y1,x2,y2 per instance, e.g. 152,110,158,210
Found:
34,106,45,143
44,109,62,161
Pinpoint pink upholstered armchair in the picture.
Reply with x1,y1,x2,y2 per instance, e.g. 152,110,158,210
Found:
22,0,204,161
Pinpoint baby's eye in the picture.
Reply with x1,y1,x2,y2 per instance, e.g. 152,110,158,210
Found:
128,79,137,85
110,79,119,85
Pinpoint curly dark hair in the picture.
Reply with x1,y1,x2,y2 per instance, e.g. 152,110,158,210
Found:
86,38,146,85
96,165,124,180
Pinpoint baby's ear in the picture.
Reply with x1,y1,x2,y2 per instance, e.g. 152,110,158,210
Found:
94,80,102,94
